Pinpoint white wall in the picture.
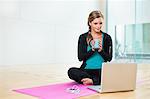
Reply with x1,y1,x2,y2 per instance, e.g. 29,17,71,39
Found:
136,0,150,23
0,17,4,64
0,0,103,65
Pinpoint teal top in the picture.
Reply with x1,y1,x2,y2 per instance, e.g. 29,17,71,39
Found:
85,34,104,69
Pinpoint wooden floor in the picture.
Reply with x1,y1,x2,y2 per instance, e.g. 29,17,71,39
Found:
0,63,150,99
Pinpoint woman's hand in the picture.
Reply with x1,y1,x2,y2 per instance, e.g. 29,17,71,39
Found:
98,42,102,52
90,40,95,51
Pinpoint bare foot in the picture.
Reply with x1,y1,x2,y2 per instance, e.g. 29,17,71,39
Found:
81,78,93,85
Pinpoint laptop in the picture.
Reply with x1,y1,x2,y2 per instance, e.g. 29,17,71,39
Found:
87,63,137,93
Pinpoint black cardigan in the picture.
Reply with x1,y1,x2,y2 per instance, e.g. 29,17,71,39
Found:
78,31,113,69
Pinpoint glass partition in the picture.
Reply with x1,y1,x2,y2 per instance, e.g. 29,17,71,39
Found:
115,23,150,61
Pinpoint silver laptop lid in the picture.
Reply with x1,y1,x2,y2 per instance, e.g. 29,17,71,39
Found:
100,63,137,93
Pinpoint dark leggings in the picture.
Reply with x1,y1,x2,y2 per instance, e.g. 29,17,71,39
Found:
68,67,101,85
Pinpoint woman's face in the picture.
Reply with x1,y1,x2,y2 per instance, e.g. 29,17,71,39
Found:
89,17,103,33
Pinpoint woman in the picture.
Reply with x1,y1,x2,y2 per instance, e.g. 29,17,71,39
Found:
68,10,113,85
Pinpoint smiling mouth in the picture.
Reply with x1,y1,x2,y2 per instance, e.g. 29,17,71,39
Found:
96,29,100,30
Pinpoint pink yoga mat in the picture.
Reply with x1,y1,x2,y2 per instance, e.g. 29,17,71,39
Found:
13,82,96,99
